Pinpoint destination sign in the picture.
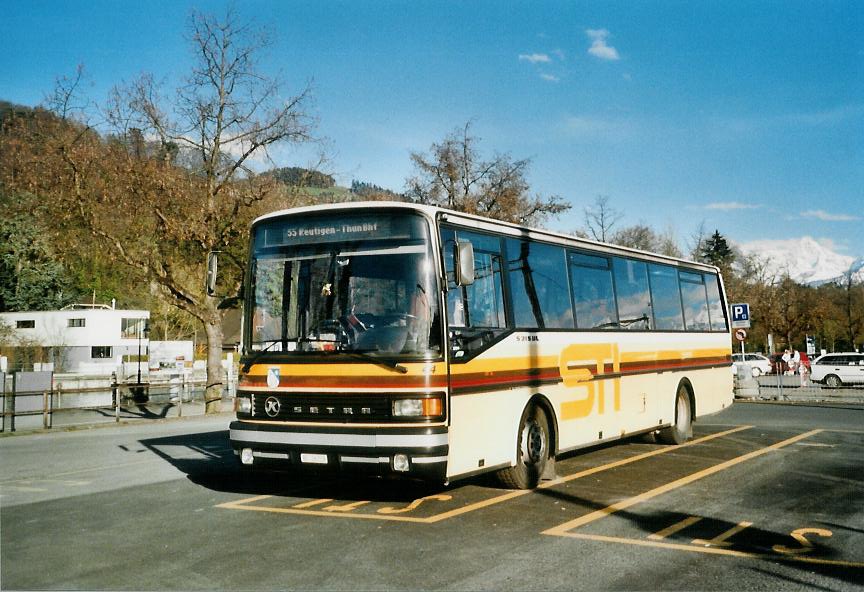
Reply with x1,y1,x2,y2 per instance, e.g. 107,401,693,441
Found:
254,212,426,249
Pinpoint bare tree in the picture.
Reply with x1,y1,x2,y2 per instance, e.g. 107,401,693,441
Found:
611,224,682,258
687,220,708,261
582,195,622,242
0,9,315,413
405,122,570,226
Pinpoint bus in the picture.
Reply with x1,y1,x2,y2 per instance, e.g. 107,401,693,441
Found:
229,201,733,488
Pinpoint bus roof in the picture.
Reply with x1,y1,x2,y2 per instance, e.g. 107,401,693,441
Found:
251,201,721,273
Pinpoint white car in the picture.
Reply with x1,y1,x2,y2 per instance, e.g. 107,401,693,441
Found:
731,353,773,377
810,353,864,387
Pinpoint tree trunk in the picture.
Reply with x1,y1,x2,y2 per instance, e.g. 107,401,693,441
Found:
203,300,224,414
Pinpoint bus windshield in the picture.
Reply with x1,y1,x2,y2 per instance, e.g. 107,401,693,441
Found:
247,211,441,358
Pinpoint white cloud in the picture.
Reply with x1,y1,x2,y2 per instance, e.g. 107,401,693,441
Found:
518,53,551,64
800,209,861,222
540,73,560,83
705,201,761,211
586,29,620,61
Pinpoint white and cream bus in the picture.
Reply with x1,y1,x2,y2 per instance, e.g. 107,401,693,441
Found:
229,201,733,488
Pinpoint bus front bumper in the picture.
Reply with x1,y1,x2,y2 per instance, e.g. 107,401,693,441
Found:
229,421,449,482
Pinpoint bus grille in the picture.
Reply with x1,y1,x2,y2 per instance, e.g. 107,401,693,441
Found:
249,393,393,423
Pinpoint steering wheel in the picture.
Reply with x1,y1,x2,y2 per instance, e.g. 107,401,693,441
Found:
307,319,351,345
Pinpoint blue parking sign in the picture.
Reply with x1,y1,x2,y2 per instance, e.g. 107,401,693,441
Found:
730,303,750,328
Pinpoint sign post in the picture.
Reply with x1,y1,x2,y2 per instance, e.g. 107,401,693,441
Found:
734,328,748,356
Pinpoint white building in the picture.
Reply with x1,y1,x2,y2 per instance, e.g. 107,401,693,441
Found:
0,304,150,374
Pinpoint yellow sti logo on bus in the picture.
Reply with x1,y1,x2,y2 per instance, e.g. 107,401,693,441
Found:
559,343,622,420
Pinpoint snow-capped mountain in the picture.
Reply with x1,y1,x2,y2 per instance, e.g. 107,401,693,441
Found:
736,236,864,285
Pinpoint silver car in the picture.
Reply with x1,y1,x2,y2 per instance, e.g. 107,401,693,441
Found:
731,353,773,377
810,353,864,387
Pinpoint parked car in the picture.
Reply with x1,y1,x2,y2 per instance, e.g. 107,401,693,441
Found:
810,353,864,387
731,353,773,377
768,351,811,375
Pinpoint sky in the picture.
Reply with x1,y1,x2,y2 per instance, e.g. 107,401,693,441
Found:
1,0,862,261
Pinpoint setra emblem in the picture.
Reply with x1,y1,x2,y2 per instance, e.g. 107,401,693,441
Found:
266,367,280,389
264,396,281,417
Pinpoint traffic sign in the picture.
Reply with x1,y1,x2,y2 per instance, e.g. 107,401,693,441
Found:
730,303,751,329
734,328,747,342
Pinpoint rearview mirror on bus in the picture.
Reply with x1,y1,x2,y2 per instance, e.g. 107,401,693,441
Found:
455,240,475,286
206,251,219,296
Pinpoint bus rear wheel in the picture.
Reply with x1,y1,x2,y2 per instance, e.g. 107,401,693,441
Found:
657,384,692,445
497,405,550,489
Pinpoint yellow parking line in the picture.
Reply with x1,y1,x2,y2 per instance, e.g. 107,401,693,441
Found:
542,429,822,537
692,521,752,547
539,425,752,490
565,532,864,568
291,498,333,508
216,425,753,523
213,502,433,523
648,516,703,541
425,425,752,523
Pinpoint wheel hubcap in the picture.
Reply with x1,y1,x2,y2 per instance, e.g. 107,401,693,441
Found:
521,419,546,465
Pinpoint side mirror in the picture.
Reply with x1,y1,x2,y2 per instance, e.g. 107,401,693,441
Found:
454,240,475,286
206,251,219,296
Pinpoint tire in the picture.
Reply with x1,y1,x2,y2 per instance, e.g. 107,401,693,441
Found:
751,367,762,378
657,384,693,445
497,405,550,489
825,374,842,388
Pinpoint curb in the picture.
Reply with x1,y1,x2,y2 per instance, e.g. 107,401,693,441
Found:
735,398,864,409
0,409,235,438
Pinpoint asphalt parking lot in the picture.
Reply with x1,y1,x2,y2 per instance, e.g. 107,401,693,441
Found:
1,401,862,590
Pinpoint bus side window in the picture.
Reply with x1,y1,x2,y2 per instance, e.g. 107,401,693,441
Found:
612,257,651,330
704,273,728,331
506,239,574,329
648,263,685,331
569,252,618,329
679,271,711,331
441,227,507,357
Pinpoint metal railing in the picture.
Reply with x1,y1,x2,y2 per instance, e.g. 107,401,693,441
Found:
2,370,237,433
733,366,864,404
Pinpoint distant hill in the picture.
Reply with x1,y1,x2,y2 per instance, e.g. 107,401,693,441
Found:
261,166,335,188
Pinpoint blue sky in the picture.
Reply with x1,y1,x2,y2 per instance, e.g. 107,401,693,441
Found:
2,0,862,259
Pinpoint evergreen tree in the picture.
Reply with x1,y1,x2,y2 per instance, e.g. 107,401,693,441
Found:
0,203,77,311
698,230,734,268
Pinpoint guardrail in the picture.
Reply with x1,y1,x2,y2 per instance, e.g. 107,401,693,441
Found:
2,371,236,433
733,366,864,404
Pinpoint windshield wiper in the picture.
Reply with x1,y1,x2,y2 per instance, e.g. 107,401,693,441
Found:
347,349,408,374
241,339,286,372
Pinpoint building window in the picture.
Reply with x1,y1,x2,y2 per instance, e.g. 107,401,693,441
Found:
91,346,113,359
68,318,86,328
121,318,147,339
16,320,35,329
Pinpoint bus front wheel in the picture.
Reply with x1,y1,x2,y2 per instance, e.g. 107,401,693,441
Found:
497,405,550,489
657,384,692,445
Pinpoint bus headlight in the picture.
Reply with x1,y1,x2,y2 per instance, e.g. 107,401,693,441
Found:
392,396,443,418
235,396,252,414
